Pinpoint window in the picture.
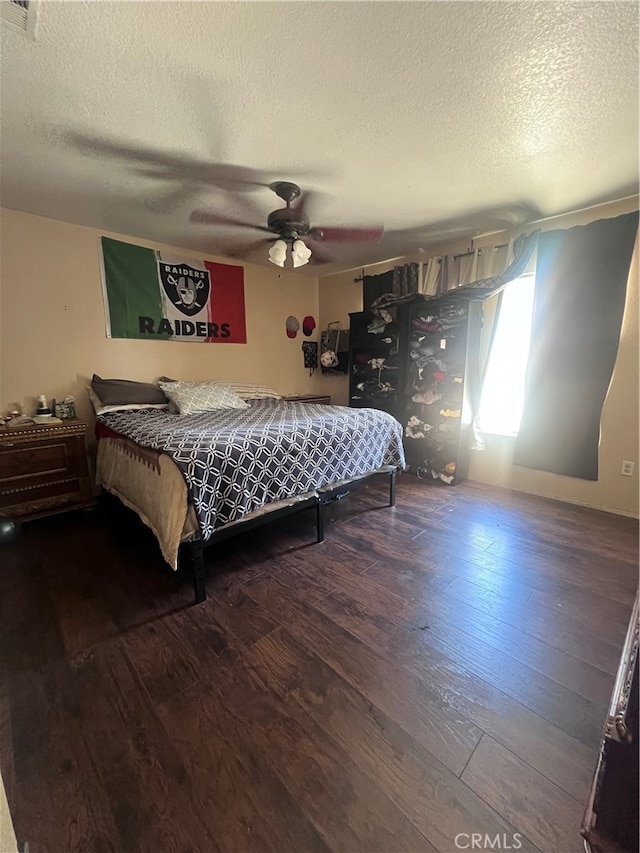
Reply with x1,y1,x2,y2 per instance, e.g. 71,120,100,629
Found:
478,273,536,437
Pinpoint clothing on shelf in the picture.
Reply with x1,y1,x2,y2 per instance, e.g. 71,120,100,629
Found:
348,305,402,417
403,294,475,483
349,286,485,485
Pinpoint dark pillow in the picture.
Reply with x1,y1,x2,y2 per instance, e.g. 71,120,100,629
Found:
91,374,169,406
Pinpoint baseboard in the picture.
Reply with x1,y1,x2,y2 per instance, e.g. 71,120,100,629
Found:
468,478,639,519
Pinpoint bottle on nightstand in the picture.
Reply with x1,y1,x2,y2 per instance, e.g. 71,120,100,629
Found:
36,394,51,417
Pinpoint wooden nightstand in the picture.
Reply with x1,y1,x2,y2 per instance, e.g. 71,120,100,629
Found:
0,419,94,521
283,394,331,404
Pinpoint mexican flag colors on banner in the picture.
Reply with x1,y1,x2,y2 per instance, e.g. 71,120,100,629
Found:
99,237,247,343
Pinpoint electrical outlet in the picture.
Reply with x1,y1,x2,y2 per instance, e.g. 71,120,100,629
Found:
621,460,635,477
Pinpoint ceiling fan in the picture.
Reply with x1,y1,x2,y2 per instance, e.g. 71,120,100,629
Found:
191,181,384,267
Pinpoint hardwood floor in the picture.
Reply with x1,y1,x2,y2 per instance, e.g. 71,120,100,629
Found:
0,477,637,853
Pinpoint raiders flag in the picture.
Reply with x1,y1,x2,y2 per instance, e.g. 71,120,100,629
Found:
99,237,247,343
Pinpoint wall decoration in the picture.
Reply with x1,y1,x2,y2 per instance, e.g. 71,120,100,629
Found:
100,237,247,343
286,315,300,338
302,341,318,375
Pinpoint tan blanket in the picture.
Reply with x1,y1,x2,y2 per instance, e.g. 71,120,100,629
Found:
96,437,198,569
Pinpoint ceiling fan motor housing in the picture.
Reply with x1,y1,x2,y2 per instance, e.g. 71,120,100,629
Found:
267,205,310,241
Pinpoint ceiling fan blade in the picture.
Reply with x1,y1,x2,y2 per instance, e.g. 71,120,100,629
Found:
225,238,274,259
66,133,316,194
140,185,196,214
293,188,322,220
304,238,334,264
308,226,384,244
481,202,543,227
190,210,272,232
386,203,542,247
130,162,273,193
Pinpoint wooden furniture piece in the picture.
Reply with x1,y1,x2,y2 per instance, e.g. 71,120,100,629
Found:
282,394,331,404
0,419,94,520
582,590,639,853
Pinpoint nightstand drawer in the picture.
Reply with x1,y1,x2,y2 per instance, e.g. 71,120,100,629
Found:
0,476,85,514
0,440,76,481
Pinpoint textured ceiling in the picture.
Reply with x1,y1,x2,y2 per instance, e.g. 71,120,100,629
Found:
1,1,638,275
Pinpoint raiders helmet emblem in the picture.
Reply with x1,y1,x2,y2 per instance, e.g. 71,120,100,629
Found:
159,263,211,317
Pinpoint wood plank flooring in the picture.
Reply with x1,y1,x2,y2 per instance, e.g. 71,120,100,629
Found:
0,477,637,853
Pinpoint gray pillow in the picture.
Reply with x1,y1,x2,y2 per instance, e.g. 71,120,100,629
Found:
158,381,250,415
91,374,169,407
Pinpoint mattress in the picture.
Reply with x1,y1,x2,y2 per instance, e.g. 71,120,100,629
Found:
96,399,405,567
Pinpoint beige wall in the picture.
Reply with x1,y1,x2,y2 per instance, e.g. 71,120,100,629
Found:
318,198,640,517
0,208,327,426
316,268,364,406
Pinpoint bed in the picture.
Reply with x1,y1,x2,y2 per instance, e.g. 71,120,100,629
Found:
94,397,406,602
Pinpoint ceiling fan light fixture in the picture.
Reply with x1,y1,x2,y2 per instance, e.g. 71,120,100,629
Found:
292,239,312,268
268,239,287,267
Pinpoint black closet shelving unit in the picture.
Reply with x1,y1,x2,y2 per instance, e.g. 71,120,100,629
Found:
348,289,484,486
348,231,539,486
348,308,407,420
402,293,482,485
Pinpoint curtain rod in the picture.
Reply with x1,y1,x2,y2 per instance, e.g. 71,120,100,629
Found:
453,242,509,260
352,195,637,282
353,242,510,278
472,195,638,242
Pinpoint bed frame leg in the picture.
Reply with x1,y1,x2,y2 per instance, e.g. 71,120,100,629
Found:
316,500,325,543
191,540,206,604
389,469,397,507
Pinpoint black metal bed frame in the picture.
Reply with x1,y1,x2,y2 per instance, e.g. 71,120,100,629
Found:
183,468,397,603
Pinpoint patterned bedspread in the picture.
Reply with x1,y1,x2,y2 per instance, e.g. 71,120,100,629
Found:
98,400,405,541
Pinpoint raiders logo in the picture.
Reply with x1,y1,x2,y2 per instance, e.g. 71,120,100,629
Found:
158,263,211,317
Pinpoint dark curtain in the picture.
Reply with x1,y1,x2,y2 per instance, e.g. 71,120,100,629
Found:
364,264,419,315
514,212,638,480
392,262,419,296
363,270,393,313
